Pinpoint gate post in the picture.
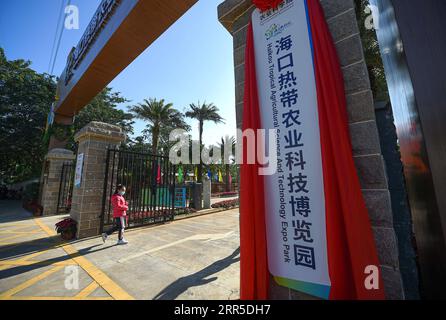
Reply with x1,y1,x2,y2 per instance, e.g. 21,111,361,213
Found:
203,179,211,209
41,149,75,216
70,122,125,239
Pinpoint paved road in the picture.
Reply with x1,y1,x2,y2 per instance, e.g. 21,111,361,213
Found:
0,201,240,300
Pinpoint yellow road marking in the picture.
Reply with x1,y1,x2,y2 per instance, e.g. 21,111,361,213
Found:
75,281,100,299
0,230,41,235
0,223,35,228
15,250,53,262
0,226,37,233
14,242,69,263
0,260,76,267
0,233,32,243
34,218,134,300
0,266,64,299
6,296,113,300
0,240,56,249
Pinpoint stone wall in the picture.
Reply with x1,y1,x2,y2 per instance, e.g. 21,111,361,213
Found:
41,149,75,216
70,122,126,239
375,101,420,299
218,0,404,299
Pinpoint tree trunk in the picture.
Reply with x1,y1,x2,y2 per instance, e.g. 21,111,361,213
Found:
225,164,230,192
152,125,159,155
198,120,203,183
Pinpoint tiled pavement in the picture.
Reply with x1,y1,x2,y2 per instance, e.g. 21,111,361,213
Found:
0,201,240,300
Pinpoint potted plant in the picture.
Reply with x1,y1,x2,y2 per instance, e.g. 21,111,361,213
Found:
55,218,77,241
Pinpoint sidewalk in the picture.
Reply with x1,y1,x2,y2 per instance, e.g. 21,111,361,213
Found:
0,201,240,300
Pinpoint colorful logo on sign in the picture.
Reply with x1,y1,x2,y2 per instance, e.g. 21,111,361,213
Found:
265,22,292,40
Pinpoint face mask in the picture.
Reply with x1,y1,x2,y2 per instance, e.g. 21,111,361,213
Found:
119,191,125,196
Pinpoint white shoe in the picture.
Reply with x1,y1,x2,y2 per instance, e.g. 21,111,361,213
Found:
117,238,128,245
101,233,108,243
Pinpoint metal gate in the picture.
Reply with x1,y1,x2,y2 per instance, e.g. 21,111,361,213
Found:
100,149,176,232
57,162,75,214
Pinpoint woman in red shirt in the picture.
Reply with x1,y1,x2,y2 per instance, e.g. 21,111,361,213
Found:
102,184,129,245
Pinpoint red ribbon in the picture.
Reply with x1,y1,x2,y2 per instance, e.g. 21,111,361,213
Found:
252,0,284,12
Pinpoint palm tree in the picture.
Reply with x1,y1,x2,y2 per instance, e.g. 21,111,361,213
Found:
219,135,236,192
185,102,225,183
130,98,189,154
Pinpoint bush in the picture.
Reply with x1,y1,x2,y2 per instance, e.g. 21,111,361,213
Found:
211,198,239,209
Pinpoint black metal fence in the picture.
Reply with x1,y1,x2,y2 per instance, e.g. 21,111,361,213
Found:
174,182,202,214
57,162,74,214
100,149,177,232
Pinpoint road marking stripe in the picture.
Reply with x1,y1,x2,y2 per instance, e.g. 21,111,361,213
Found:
0,260,76,266
76,281,100,298
0,230,41,234
34,218,134,300
0,234,33,243
0,223,35,228
6,296,114,300
15,250,53,262
0,266,64,299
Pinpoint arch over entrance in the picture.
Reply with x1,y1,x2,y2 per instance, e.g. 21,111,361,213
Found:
41,0,443,300
44,0,402,300
49,0,197,149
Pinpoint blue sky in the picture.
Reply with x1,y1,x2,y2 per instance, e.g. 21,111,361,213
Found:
0,0,236,146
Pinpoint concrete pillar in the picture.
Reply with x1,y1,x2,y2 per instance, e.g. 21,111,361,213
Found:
192,183,203,211
70,122,125,239
41,149,76,216
218,0,405,299
203,179,211,209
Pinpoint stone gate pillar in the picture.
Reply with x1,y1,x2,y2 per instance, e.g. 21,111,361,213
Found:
70,122,125,239
41,149,76,216
218,0,405,299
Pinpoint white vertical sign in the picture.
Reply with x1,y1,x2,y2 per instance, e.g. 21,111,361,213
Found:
74,153,84,188
252,0,331,297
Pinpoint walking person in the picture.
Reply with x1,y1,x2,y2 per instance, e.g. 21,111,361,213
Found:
102,184,129,245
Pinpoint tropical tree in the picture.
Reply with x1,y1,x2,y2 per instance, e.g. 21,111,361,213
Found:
354,0,389,101
185,102,225,183
218,135,236,192
0,47,56,183
68,88,134,149
130,98,189,154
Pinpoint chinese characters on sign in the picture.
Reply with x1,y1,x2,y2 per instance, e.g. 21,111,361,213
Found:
274,32,318,269
174,188,187,208
252,0,331,293
65,0,121,85
74,153,84,188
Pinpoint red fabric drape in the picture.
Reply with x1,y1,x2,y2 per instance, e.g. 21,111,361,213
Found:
240,0,385,300
306,0,385,299
252,0,284,11
239,22,269,300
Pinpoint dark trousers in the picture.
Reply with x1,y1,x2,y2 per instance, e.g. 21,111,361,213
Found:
106,217,125,240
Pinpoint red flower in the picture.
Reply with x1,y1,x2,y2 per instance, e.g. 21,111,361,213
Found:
252,0,284,11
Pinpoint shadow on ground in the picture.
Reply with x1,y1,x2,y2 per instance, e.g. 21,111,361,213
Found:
0,237,110,280
0,201,33,224
153,247,240,300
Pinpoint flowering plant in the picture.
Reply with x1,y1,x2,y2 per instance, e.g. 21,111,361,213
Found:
252,0,284,11
211,199,240,209
55,218,77,240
